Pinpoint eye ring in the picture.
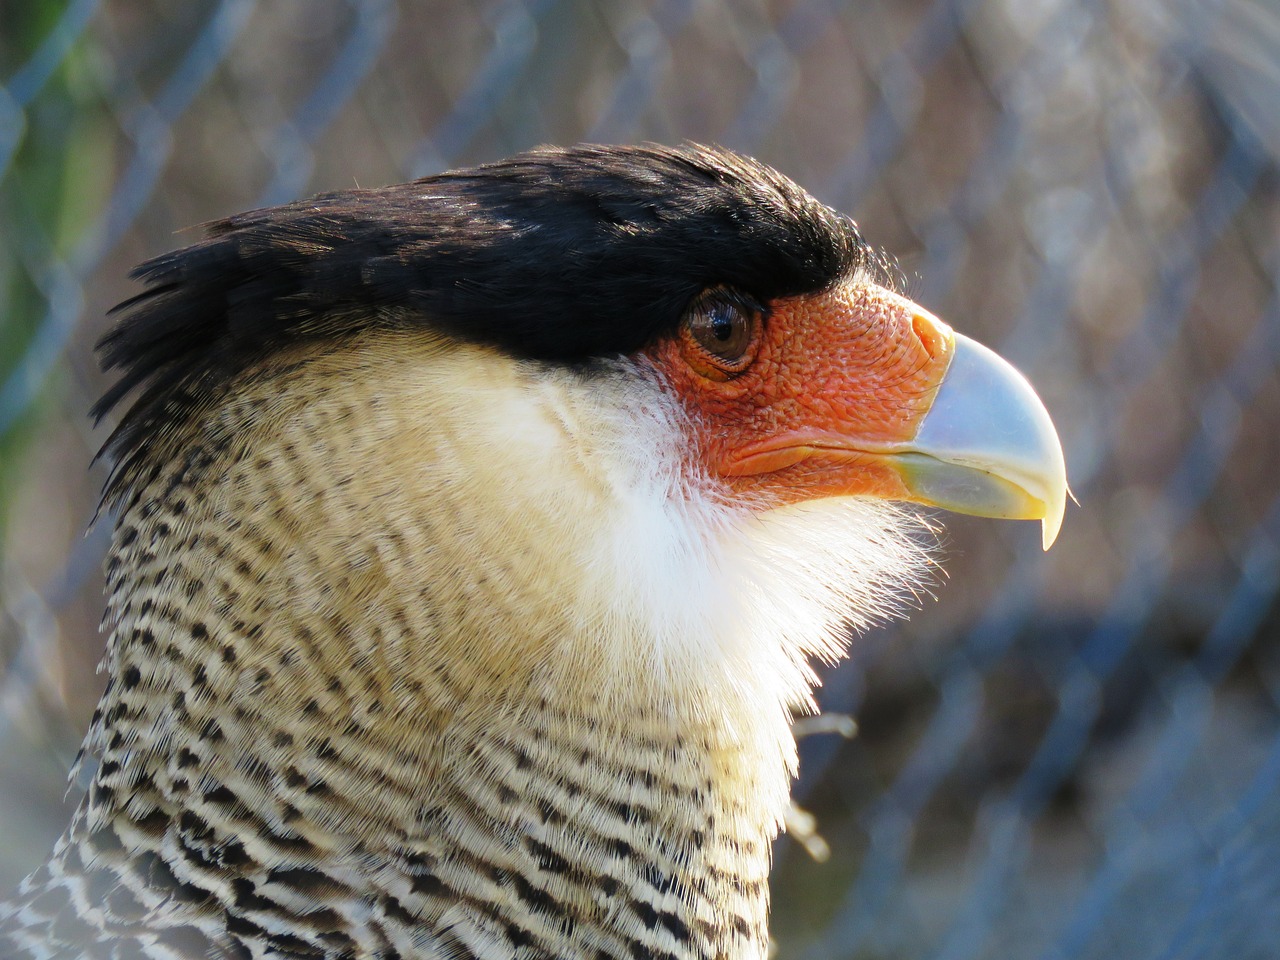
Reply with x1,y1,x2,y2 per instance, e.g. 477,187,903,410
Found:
679,288,763,381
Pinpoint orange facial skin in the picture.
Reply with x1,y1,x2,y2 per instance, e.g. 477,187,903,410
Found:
647,281,955,505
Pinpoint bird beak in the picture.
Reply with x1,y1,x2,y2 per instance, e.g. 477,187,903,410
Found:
893,322,1067,550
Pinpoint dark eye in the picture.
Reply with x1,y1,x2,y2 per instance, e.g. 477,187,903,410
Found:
682,290,762,378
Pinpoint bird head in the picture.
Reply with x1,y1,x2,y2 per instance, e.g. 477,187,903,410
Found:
90,142,1066,730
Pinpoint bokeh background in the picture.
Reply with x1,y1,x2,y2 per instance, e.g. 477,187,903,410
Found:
2,1,1279,957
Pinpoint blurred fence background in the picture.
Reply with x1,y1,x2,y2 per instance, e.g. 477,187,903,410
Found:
2,1,1279,957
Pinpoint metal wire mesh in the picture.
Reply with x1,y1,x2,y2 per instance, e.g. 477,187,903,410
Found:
2,1,1278,957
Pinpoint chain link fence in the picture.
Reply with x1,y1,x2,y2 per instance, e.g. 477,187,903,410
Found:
2,1,1278,957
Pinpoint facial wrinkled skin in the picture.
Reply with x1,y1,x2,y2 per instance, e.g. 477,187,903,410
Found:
649,280,955,505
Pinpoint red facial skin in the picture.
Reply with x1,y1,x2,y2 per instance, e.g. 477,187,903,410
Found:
647,281,954,506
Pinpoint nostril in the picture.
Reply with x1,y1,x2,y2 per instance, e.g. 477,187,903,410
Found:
910,309,954,362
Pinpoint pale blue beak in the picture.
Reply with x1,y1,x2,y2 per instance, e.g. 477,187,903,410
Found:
898,331,1068,550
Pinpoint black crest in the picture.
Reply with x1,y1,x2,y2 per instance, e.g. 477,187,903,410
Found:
96,143,868,484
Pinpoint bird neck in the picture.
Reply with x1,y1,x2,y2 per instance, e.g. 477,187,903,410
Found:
36,333,925,957
73,624,784,958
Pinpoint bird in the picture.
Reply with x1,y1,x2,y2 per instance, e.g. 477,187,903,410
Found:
0,143,1065,960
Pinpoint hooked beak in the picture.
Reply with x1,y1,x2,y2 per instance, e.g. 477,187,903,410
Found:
894,327,1067,549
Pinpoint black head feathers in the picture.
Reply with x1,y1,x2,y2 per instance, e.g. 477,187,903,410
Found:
95,143,870,485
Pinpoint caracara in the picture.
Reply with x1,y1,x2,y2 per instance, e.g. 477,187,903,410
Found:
0,144,1065,960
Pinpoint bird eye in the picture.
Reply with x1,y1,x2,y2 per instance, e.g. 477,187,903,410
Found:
681,289,762,380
